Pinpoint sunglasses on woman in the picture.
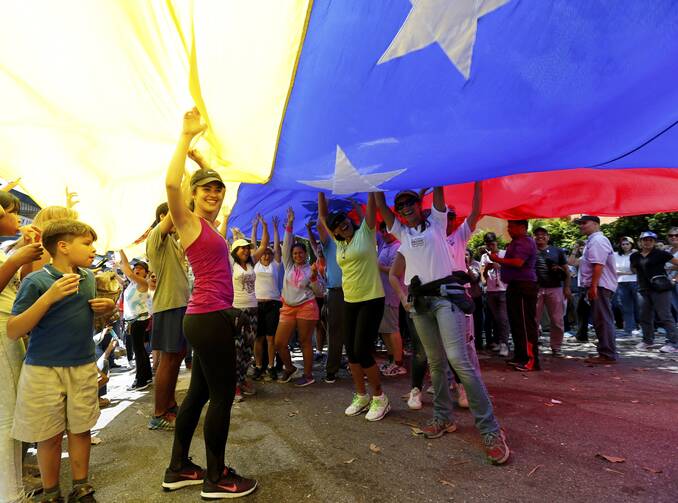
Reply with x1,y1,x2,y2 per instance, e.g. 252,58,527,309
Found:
394,197,418,212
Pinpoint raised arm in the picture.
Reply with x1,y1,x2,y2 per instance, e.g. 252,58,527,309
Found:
305,220,320,256
432,186,446,213
365,193,377,229
282,207,295,268
317,192,334,243
272,215,282,263
466,181,483,231
118,250,149,291
218,206,230,239
252,214,270,263
166,108,205,246
351,198,365,222
374,192,395,229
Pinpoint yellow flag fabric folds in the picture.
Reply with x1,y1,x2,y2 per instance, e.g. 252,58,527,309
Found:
0,0,311,251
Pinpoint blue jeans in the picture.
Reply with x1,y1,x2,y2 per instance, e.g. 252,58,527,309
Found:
614,282,639,334
411,297,499,435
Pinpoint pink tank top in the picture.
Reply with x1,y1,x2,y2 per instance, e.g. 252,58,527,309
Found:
185,218,234,314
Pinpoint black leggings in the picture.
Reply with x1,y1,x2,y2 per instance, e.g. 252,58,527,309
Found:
170,310,236,482
130,319,152,384
343,297,385,368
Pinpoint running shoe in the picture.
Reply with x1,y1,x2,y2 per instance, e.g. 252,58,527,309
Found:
233,387,244,403
162,459,205,491
407,387,423,410
344,393,371,416
422,418,457,439
583,355,617,365
66,483,96,502
483,429,510,465
365,394,391,421
148,413,175,431
277,366,301,383
659,344,678,353
498,343,509,357
294,375,315,387
200,467,257,499
265,366,277,382
251,366,265,381
240,381,257,396
127,379,151,392
323,373,337,384
635,341,651,351
551,349,565,358
381,363,406,376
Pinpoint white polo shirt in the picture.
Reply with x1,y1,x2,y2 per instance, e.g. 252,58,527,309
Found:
389,206,453,286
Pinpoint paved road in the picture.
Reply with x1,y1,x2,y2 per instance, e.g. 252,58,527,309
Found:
43,334,678,502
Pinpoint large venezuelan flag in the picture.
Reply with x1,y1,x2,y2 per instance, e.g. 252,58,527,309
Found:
1,0,677,248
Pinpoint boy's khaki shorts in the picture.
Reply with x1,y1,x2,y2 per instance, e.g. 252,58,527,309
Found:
12,363,100,443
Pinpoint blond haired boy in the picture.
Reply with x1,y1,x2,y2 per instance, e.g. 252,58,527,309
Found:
7,219,115,503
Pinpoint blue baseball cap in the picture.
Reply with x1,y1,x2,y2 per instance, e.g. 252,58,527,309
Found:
639,231,657,240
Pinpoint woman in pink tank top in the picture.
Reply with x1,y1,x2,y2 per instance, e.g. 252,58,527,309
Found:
162,108,257,499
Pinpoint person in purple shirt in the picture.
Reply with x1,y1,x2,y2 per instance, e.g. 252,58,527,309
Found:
490,220,539,371
576,215,618,364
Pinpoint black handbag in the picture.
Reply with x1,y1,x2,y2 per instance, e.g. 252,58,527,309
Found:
650,274,673,292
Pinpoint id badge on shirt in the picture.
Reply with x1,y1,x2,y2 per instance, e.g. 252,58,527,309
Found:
409,235,425,249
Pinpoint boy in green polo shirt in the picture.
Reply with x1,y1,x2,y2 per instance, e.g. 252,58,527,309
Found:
7,219,116,503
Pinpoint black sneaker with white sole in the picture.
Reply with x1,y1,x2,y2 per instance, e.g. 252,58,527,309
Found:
201,467,257,499
162,460,205,491
128,379,152,391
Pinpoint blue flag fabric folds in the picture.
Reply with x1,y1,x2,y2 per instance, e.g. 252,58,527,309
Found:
229,0,678,234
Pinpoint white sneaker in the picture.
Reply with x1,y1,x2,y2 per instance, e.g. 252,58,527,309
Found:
365,394,391,421
635,342,651,351
344,393,371,416
456,384,469,408
631,329,641,336
407,387,423,410
498,343,509,357
659,344,678,353
563,331,574,338
381,363,399,376
426,384,434,394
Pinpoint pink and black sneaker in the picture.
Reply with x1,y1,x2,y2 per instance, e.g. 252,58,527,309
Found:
162,459,205,491
200,467,257,499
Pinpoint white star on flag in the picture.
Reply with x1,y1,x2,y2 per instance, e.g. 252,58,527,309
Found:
378,0,510,79
298,145,405,194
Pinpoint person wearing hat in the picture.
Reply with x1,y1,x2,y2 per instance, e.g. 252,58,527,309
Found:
480,232,510,357
575,215,618,364
375,185,510,464
145,202,191,431
118,250,153,391
162,108,257,498
490,220,539,371
666,227,678,320
629,231,678,353
230,213,269,399
318,192,390,421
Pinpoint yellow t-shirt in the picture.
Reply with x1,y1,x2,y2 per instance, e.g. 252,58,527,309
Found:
335,220,384,303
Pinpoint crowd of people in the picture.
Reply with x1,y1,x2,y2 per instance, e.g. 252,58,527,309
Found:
1,108,677,502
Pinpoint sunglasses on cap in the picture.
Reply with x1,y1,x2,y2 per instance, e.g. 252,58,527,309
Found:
394,197,418,212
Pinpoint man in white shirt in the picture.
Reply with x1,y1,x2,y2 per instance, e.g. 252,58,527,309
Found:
576,216,618,363
480,233,510,357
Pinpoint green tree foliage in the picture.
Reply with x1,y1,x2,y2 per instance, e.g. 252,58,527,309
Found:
467,230,508,259
529,218,581,249
601,212,678,245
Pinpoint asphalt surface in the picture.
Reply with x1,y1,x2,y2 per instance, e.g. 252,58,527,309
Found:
39,333,678,503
